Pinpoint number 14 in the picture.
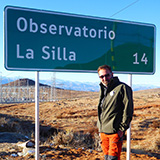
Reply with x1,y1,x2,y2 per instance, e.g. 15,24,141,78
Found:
133,53,148,65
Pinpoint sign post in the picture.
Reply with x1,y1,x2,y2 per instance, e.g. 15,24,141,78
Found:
35,71,39,160
127,74,132,160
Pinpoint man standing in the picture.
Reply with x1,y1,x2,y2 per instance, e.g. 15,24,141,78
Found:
97,64,133,160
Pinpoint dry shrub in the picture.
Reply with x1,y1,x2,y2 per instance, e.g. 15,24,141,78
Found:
53,130,74,145
149,120,160,129
147,136,160,152
0,117,17,132
139,129,160,153
0,117,34,139
56,113,63,119
154,139,160,151
93,133,102,151
52,130,100,149
71,132,94,148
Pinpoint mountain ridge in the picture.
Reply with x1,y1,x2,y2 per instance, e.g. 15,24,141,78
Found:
1,77,160,92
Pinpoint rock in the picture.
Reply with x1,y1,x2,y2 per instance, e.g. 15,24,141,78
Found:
17,140,35,148
17,140,35,157
26,140,35,148
11,153,18,157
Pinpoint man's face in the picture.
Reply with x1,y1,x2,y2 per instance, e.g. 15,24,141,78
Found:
98,69,113,87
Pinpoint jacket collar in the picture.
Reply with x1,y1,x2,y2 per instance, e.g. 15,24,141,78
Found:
100,76,120,92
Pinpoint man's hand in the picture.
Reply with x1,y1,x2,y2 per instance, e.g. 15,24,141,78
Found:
118,130,123,138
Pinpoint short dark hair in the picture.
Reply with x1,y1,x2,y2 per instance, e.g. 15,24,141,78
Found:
97,65,112,73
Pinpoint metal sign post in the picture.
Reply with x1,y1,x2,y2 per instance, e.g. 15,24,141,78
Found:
127,74,132,160
35,71,39,160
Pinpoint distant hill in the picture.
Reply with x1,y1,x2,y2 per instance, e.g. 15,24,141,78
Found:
2,78,50,87
132,84,160,91
1,77,160,91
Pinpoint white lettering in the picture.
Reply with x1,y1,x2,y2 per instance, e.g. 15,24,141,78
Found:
74,27,81,37
104,26,107,39
98,29,103,39
52,46,55,60
30,18,38,33
89,28,97,38
108,30,115,40
59,25,64,35
16,44,34,59
57,47,62,60
49,24,57,35
63,47,67,60
16,17,116,40
65,26,73,36
17,17,27,32
40,23,47,34
42,45,76,61
16,44,24,58
42,46,50,60
26,49,34,59
82,26,88,37
69,51,76,61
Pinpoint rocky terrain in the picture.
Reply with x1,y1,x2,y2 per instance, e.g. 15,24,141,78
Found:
0,88,160,159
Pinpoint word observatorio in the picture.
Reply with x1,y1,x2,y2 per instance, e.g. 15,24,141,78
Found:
16,17,116,40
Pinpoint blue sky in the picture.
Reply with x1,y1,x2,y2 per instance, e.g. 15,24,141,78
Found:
1,0,160,86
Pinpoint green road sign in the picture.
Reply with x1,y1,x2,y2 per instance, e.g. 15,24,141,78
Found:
4,6,156,74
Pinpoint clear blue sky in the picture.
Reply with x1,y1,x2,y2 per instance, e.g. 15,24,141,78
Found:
1,0,160,86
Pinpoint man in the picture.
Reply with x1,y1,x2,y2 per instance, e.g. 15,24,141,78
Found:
97,64,133,160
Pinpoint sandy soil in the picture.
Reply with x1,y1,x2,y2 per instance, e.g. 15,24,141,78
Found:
0,88,160,159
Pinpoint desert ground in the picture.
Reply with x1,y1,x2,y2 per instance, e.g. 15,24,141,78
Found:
0,88,160,159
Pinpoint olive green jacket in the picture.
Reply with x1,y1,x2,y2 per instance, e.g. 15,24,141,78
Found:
97,77,134,134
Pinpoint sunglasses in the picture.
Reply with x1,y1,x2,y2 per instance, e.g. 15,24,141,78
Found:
99,73,112,79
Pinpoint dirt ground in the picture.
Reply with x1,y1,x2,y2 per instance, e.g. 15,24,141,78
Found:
0,88,160,159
